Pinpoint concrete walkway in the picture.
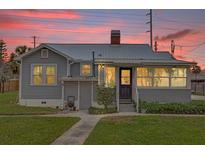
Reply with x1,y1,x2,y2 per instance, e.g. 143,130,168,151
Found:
51,111,103,145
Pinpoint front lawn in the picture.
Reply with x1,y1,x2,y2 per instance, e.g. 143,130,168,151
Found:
85,116,205,144
0,91,58,115
0,116,80,144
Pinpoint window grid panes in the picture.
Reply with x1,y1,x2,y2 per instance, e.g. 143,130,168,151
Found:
32,65,57,86
136,67,187,88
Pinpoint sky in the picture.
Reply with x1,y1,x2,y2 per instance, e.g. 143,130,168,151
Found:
0,9,205,68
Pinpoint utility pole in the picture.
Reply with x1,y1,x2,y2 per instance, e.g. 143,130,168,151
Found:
32,36,37,48
146,9,153,49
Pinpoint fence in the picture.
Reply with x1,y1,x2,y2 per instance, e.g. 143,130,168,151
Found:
191,80,205,95
0,79,19,93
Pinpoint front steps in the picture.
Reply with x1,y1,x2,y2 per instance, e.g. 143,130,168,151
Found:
119,99,136,112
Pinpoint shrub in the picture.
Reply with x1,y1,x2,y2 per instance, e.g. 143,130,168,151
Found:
140,101,205,114
96,85,115,110
88,107,117,115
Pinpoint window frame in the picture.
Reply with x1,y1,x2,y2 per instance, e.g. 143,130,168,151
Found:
136,67,188,89
40,49,49,59
170,67,187,88
80,63,92,77
31,64,57,86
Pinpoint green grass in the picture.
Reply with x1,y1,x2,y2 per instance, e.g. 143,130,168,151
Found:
0,116,80,144
0,91,58,115
85,116,205,145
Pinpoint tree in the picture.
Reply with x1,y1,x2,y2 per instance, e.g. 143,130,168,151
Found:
0,40,7,63
191,65,201,93
96,85,115,110
15,45,31,56
192,65,201,80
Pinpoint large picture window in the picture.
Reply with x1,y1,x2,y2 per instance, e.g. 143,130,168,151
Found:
136,67,187,88
32,64,57,86
105,66,115,88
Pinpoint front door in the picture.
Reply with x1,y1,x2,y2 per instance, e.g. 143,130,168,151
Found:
119,68,132,99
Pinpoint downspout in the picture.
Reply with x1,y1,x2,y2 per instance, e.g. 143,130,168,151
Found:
92,51,95,77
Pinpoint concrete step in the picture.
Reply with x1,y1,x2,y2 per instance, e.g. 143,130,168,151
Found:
119,103,136,112
119,99,132,104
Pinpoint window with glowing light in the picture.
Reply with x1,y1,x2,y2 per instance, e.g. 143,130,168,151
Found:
171,68,187,87
81,63,92,76
32,64,57,86
33,65,43,85
153,68,169,87
105,66,115,87
136,67,153,87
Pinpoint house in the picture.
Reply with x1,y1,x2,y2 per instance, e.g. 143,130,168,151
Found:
16,30,196,112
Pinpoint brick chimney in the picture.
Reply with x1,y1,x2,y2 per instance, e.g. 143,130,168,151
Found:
111,30,120,44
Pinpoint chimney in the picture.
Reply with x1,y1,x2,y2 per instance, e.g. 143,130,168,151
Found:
111,30,120,44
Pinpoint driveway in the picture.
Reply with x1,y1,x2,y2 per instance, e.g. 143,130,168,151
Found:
192,95,205,100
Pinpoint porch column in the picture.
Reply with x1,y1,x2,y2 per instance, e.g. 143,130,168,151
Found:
67,59,71,76
132,67,137,101
115,66,120,112
61,80,64,109
77,81,80,110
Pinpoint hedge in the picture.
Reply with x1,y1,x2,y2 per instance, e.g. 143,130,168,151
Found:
88,107,117,115
140,101,205,114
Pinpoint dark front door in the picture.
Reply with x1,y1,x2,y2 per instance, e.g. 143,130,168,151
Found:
119,68,132,99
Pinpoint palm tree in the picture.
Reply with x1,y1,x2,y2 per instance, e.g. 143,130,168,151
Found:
15,45,31,56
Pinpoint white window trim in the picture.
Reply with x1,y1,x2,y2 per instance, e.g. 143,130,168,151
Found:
41,49,48,59
31,64,57,86
136,67,188,89
80,62,93,77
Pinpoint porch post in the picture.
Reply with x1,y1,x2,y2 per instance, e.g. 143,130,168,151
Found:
61,80,64,109
132,67,136,101
115,66,120,112
77,81,80,110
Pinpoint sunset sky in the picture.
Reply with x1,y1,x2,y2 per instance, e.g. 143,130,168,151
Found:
0,9,205,68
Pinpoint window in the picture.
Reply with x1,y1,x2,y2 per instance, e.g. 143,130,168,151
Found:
136,67,187,88
121,70,131,85
171,68,187,87
137,68,153,87
105,67,115,87
41,49,48,58
46,65,57,85
33,65,43,85
81,63,92,76
153,68,169,87
32,64,57,86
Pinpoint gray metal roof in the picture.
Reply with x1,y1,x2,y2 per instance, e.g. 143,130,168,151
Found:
17,43,195,65
45,43,175,61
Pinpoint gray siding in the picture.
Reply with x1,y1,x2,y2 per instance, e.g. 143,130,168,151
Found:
71,63,80,77
21,49,67,99
138,89,191,103
64,82,78,101
80,81,92,109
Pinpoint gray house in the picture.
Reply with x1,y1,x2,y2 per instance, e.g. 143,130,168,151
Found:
17,30,195,112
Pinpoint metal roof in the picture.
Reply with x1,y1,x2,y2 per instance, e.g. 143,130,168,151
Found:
45,43,175,60
17,43,195,65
